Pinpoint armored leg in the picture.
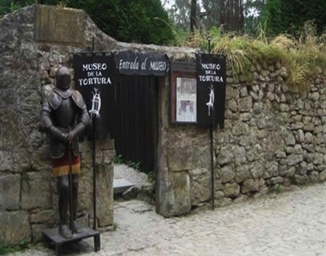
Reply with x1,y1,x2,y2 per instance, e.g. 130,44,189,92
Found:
71,174,82,234
57,175,72,239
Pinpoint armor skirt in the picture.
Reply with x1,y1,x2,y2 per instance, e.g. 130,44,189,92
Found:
52,149,81,177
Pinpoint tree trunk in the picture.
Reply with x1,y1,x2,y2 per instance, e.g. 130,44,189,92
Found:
190,0,197,33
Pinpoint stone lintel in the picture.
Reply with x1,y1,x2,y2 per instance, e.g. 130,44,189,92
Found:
35,5,86,45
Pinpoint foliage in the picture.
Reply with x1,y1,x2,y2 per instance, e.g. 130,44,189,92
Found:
146,171,155,183
261,0,326,37
112,222,118,231
125,160,141,171
0,241,31,255
113,154,124,164
113,154,142,171
181,22,326,91
0,0,175,45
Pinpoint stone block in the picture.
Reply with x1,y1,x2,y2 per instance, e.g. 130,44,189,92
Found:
30,209,54,224
97,138,115,150
266,177,284,186
31,223,48,242
189,168,210,205
286,154,303,166
214,198,232,207
21,172,52,210
313,153,324,165
294,174,309,185
96,164,114,227
158,171,191,217
0,109,24,149
250,161,265,179
214,190,225,200
319,170,326,182
309,171,319,183
220,165,235,183
167,146,194,171
233,146,246,165
241,179,260,194
217,145,233,166
35,5,86,45
232,122,249,136
0,150,14,172
238,96,252,112
236,164,251,183
223,183,240,199
31,146,52,171
278,166,295,177
283,131,296,146
0,211,31,246
103,150,116,164
264,162,278,178
0,174,21,210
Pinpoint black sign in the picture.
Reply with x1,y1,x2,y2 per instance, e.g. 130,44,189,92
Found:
196,54,226,127
73,53,115,138
115,51,169,76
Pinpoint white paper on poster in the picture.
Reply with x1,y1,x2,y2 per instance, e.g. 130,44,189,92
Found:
176,77,197,122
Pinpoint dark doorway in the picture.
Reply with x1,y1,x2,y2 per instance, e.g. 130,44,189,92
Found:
112,75,158,174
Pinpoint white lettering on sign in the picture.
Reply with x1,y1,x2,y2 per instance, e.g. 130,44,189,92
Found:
82,63,107,71
119,57,139,70
79,62,112,86
201,63,221,70
78,77,112,86
198,75,224,83
149,61,166,71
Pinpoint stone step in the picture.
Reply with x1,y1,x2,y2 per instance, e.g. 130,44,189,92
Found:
113,179,135,194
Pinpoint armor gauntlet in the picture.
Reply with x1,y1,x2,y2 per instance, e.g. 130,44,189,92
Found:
49,125,68,144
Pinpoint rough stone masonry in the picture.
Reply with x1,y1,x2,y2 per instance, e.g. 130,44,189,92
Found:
157,60,326,217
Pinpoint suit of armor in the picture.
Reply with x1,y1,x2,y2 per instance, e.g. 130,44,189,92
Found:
41,66,90,239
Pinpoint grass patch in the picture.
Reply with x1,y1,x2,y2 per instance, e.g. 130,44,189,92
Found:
113,154,142,171
176,21,326,91
0,241,31,255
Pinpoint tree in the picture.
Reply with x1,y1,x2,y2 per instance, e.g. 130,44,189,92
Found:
262,0,326,36
167,0,244,33
166,0,192,30
0,0,175,45
190,0,197,33
200,0,244,33
243,0,266,34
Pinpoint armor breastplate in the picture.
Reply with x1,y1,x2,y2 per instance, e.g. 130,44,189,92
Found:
53,97,77,129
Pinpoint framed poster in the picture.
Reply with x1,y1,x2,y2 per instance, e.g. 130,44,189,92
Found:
176,77,197,122
170,61,197,124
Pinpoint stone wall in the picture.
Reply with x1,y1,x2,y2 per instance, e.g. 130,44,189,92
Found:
157,61,326,217
0,5,116,246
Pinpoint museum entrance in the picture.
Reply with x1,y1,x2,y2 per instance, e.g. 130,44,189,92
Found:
112,74,159,174
73,51,168,177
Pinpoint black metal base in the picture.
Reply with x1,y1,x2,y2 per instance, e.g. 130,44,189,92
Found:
42,226,100,256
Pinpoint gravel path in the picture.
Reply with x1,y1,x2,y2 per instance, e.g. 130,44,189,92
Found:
8,182,326,256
